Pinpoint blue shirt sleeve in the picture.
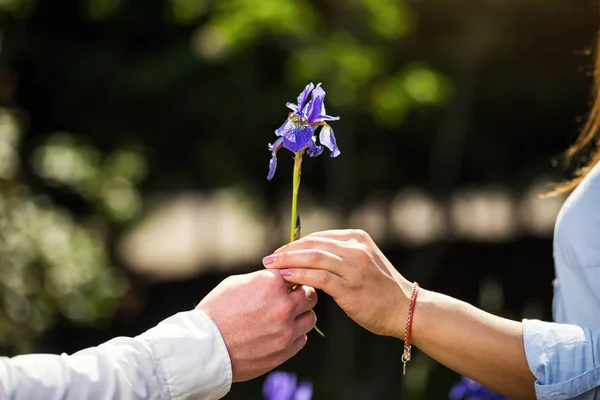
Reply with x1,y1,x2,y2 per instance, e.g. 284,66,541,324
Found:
523,319,600,400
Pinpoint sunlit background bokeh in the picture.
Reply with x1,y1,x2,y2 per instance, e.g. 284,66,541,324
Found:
0,0,595,398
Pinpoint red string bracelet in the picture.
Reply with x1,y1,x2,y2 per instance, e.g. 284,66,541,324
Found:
402,282,419,375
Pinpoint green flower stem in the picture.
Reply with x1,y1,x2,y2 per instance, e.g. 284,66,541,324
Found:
289,151,324,337
289,152,302,243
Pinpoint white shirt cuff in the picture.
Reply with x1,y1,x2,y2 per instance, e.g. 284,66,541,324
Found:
138,310,232,400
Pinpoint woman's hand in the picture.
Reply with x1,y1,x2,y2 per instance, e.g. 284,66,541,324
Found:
262,229,412,338
264,229,537,400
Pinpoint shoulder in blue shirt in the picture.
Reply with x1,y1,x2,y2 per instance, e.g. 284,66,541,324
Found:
552,161,600,327
523,161,600,399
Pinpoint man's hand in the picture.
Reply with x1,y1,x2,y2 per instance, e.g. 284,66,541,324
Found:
263,229,412,338
196,270,317,382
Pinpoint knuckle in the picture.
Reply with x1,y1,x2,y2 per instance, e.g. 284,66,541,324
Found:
256,269,271,280
303,285,318,300
262,272,283,291
353,245,372,263
353,229,370,241
297,334,308,350
307,310,317,327
294,268,307,281
304,287,318,307
280,328,295,346
310,250,324,264
221,275,235,286
275,251,286,263
319,271,332,286
225,273,246,283
302,237,317,249
274,300,294,321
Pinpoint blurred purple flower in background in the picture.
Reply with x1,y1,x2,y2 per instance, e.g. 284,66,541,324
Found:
263,371,313,400
267,82,340,180
449,376,509,400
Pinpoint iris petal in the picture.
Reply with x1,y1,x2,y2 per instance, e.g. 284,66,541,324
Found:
307,137,323,157
319,125,340,157
274,119,289,137
286,102,299,112
263,372,297,400
449,381,469,400
306,84,326,125
319,114,340,122
268,137,284,152
267,152,278,180
306,83,341,124
296,82,315,112
293,382,313,400
278,119,314,153
267,138,283,180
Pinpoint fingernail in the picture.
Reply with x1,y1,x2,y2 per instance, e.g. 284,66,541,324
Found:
262,255,277,265
280,269,293,277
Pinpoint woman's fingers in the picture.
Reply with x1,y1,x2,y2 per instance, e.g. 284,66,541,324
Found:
263,249,346,276
306,230,375,249
279,268,347,299
274,229,371,253
307,229,371,242
274,236,346,255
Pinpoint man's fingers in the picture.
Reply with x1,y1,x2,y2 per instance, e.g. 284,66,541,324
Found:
279,268,347,299
288,284,318,316
264,249,346,276
278,332,309,367
294,310,317,339
282,334,308,363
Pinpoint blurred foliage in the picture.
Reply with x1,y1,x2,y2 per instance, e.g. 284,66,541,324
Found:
0,0,455,196
32,134,146,222
193,0,447,116
0,109,135,352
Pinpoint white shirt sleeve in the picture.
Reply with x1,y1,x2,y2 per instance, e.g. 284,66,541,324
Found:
0,310,232,400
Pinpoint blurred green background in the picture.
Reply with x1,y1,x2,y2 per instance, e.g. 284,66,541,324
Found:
0,0,595,398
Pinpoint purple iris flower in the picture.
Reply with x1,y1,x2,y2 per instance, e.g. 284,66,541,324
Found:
449,377,509,400
267,82,340,180
263,371,313,400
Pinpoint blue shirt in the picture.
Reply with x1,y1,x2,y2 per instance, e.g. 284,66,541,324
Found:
523,161,600,399
553,162,600,327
